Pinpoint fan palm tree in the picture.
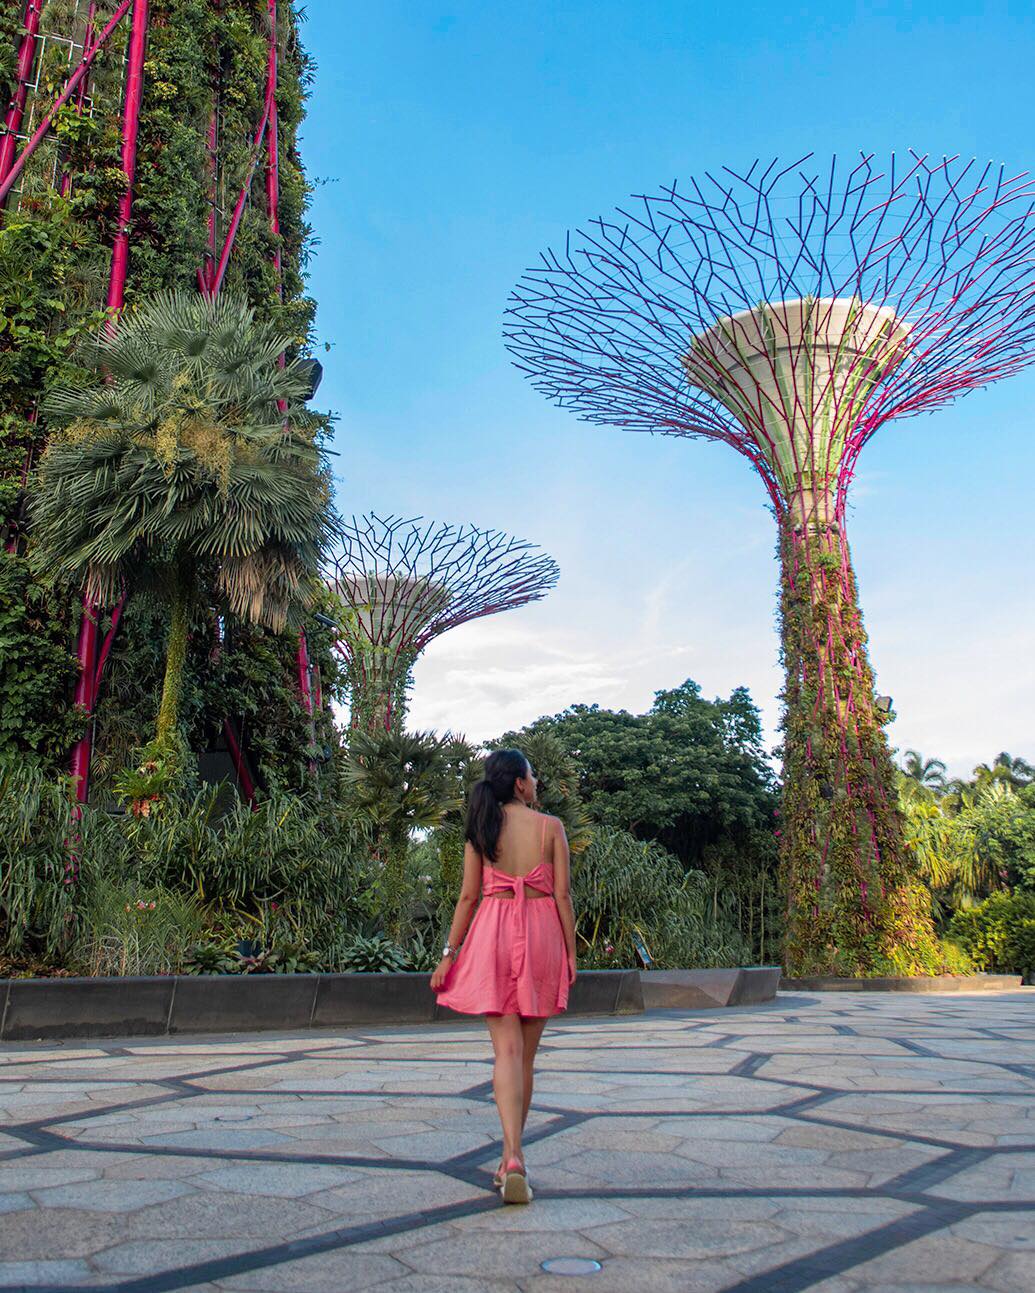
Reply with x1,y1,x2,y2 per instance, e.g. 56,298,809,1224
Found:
29,290,332,753
974,753,1035,791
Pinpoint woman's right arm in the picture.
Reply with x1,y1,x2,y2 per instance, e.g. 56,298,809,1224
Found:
430,841,482,991
551,820,577,983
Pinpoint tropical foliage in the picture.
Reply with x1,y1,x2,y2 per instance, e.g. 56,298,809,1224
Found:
947,892,1035,979
30,290,332,765
492,680,780,965
571,827,749,970
0,1,338,796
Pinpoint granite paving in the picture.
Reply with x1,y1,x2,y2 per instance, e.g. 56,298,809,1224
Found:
0,990,1033,1291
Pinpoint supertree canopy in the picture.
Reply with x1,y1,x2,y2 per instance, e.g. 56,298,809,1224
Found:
326,514,560,734
505,153,1035,976
0,2,340,801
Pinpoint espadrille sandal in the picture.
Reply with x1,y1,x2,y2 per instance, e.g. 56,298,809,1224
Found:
500,1157,532,1205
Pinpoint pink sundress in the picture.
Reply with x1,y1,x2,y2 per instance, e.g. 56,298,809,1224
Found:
435,816,571,1018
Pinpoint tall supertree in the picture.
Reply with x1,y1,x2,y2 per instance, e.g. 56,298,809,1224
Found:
326,514,560,734
505,153,1035,977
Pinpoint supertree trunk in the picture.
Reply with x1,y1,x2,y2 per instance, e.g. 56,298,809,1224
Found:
778,518,939,976
346,653,415,736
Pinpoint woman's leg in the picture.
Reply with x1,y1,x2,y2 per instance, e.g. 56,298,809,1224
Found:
519,1016,547,1129
486,1013,525,1164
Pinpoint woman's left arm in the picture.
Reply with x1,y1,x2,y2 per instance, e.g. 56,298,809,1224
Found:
551,820,578,984
430,841,482,991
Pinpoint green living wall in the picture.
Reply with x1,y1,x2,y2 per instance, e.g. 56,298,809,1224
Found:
0,1,342,794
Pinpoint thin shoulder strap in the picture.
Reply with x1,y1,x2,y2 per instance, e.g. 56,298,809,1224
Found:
540,814,548,865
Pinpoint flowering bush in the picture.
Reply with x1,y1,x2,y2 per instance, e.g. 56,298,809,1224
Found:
74,881,206,977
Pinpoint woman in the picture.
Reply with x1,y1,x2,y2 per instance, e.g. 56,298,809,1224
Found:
431,748,577,1204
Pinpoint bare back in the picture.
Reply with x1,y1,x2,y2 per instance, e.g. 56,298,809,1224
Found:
490,806,552,878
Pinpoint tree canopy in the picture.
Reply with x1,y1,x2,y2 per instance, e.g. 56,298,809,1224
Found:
493,679,777,869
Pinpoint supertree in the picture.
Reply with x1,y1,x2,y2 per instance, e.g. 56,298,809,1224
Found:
0,2,335,801
325,514,560,734
505,153,1035,977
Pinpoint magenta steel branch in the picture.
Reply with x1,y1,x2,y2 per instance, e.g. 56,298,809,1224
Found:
325,514,559,733
505,153,1035,508
505,153,1035,975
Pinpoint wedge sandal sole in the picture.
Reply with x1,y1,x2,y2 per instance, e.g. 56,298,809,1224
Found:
501,1170,532,1204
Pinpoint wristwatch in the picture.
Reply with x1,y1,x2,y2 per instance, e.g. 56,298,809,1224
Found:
441,944,456,959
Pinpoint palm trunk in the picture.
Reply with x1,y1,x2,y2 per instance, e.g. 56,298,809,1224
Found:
155,568,190,750
778,520,940,977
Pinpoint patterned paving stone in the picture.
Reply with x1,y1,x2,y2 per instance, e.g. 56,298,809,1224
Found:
0,990,1032,1291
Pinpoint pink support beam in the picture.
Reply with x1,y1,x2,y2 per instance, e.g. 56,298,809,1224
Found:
208,21,277,298
296,631,313,715
69,0,148,803
91,592,127,709
0,0,43,188
106,0,148,314
265,0,282,290
262,0,311,754
223,718,256,801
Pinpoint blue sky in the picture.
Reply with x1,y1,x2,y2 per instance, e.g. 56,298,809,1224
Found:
299,1,1035,776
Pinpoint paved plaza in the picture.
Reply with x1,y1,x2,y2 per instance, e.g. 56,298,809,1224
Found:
0,991,1033,1292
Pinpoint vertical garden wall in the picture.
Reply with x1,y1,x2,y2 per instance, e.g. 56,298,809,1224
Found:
0,0,343,795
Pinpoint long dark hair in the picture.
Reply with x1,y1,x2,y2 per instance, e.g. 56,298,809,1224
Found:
466,748,530,862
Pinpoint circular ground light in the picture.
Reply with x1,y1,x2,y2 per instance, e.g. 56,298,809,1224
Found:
541,1258,603,1276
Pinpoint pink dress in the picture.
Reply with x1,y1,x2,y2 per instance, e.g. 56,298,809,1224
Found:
435,818,571,1019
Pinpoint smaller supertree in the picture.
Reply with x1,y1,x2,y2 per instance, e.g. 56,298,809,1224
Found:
326,514,559,732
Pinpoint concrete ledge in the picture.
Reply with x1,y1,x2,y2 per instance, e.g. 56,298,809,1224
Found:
729,966,783,1005
0,969,644,1041
780,973,1024,993
317,972,437,1027
0,965,772,1041
641,966,780,1010
169,974,319,1034
2,976,174,1041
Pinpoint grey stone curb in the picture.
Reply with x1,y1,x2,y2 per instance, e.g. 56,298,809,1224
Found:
780,972,1023,992
0,965,783,1042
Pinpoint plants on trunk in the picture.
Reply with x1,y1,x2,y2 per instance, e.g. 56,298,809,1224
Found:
779,523,942,977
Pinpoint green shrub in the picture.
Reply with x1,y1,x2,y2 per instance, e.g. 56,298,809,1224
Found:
946,892,1035,977
0,762,127,963
183,941,240,975
73,881,206,977
336,933,409,973
937,937,976,976
120,786,365,915
573,827,751,969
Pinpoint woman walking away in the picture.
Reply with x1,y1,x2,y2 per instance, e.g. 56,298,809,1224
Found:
431,749,576,1204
